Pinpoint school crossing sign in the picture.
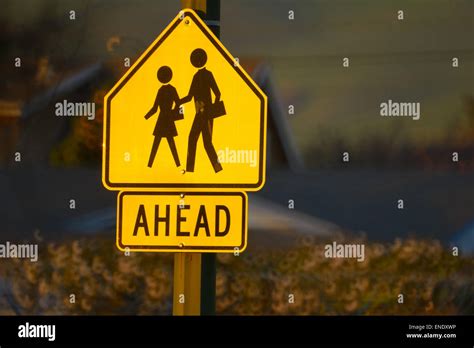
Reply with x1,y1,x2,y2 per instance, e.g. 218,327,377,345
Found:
102,9,267,253
102,9,267,190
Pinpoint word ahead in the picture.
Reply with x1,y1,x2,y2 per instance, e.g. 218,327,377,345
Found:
117,192,247,253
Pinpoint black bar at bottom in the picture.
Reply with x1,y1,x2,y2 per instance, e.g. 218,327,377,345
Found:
0,315,472,345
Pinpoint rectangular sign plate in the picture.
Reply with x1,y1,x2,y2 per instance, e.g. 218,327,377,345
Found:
117,191,247,253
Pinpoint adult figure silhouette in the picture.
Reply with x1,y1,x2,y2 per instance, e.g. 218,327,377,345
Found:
144,66,181,168
180,48,223,173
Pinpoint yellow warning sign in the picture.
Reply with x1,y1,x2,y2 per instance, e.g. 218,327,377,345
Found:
117,191,247,253
102,9,267,191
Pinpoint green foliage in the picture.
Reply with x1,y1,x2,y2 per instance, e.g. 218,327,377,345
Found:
0,236,472,315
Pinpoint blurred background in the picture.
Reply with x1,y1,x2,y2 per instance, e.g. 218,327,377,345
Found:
0,0,473,315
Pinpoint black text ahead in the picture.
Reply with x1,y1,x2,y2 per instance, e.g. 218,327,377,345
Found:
117,192,247,253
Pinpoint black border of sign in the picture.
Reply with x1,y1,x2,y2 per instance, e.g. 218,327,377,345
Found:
117,191,247,252
104,10,266,190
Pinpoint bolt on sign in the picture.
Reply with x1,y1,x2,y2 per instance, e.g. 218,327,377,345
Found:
102,9,266,253
102,9,267,190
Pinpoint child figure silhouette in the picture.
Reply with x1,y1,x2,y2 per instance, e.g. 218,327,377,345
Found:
145,66,182,168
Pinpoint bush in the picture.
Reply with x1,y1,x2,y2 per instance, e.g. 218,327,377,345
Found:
0,236,472,315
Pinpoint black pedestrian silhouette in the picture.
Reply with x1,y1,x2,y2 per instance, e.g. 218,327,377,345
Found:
145,66,182,168
180,48,223,173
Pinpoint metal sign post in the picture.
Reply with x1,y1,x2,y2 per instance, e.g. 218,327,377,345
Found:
178,0,220,316
173,253,201,315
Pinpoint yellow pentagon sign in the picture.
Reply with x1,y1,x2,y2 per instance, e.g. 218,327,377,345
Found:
103,9,267,191
117,191,247,253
